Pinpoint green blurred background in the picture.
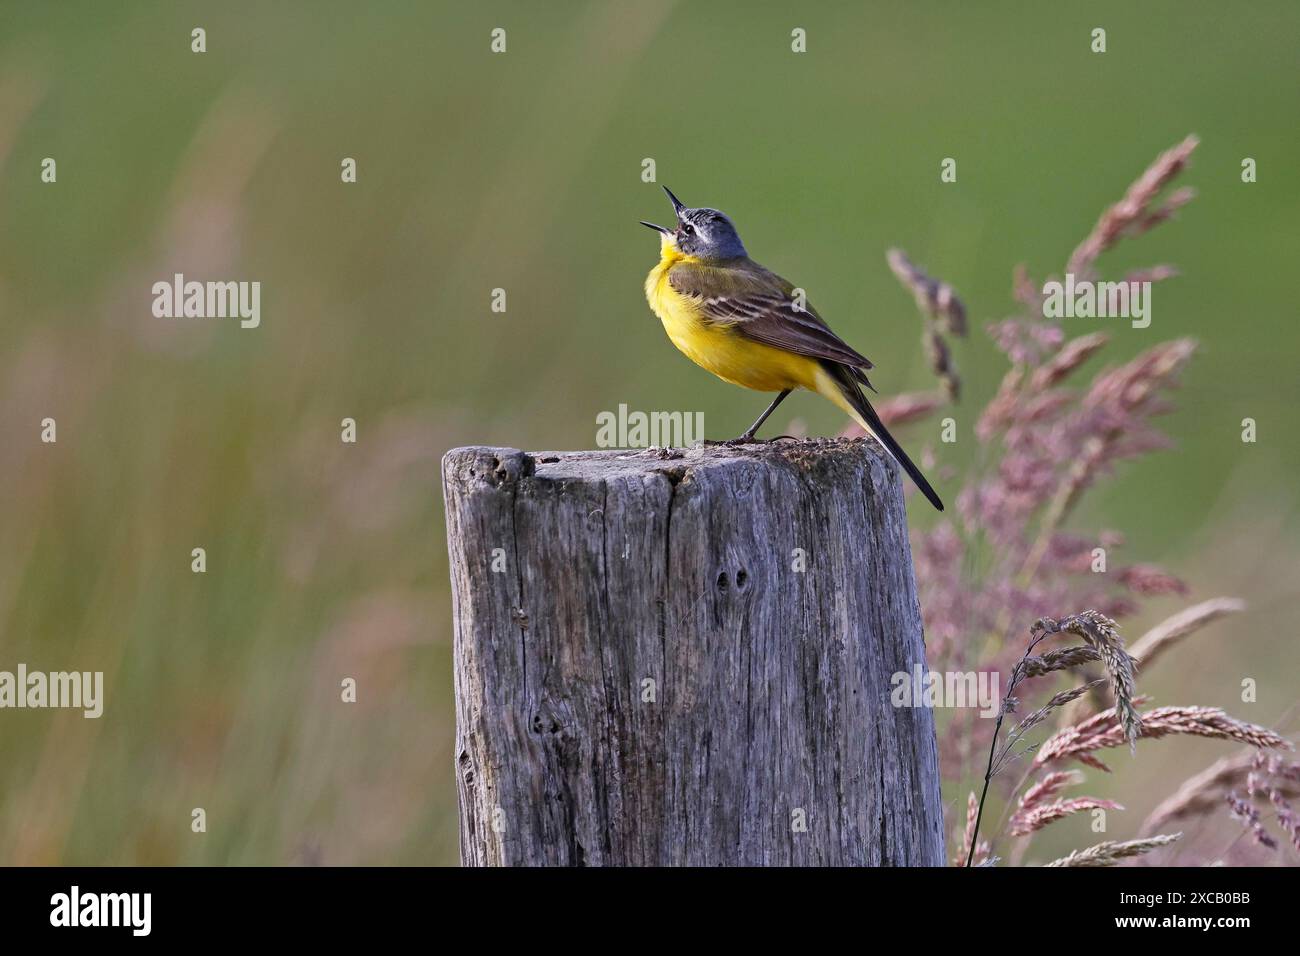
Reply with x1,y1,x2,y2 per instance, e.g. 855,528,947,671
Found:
0,1,1296,864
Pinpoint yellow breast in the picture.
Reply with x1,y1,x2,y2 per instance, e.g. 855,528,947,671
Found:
644,255,816,393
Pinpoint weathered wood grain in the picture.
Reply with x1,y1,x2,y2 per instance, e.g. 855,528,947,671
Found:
443,439,945,866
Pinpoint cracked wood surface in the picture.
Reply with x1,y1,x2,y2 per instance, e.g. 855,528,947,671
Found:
443,439,945,866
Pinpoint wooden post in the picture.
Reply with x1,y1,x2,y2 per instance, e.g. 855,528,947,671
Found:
442,440,945,866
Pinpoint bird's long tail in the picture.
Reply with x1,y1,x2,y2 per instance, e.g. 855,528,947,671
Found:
816,361,945,512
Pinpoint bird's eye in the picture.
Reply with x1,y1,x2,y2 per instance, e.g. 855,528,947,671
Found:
681,223,694,236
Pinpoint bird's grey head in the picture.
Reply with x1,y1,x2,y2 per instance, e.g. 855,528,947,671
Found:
641,186,747,260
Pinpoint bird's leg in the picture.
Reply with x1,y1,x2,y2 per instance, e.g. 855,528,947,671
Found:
729,389,791,443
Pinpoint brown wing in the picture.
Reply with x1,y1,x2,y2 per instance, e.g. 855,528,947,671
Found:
668,260,874,372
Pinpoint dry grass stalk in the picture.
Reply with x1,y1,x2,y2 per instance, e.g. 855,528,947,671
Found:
1011,262,1041,311
1016,770,1083,812
922,328,959,401
1128,597,1247,670
1226,792,1276,849
967,615,1126,866
886,248,968,336
1009,766,1123,839
1035,611,1141,748
1019,644,1101,678
886,248,966,401
1029,332,1109,392
1266,790,1300,853
1124,264,1179,285
953,790,990,866
1059,596,1244,726
1043,832,1182,868
1011,797,1123,836
874,390,947,428
977,366,1024,439
953,790,976,866
1116,564,1189,596
1037,706,1291,772
1020,339,1198,579
1140,751,1260,834
1252,752,1300,852
1010,681,1103,741
925,138,1275,867
1066,134,1199,277
1137,747,1300,842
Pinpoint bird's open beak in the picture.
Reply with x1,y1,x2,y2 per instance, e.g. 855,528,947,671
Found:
639,186,687,235
662,185,686,217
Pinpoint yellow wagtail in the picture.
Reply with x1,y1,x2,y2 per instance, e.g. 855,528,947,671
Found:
641,186,944,511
